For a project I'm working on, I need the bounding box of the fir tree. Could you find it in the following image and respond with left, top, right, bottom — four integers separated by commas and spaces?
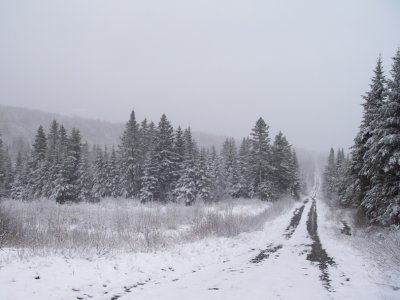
271, 132, 293, 196
195, 149, 211, 202
362, 50, 400, 225
0, 132, 6, 198
77, 142, 95, 202
249, 118, 273, 200
340, 57, 386, 207
152, 114, 179, 202
139, 154, 158, 203
323, 148, 336, 199
119, 110, 142, 198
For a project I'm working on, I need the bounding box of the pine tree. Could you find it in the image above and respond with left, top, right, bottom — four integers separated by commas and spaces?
174, 126, 185, 172
29, 126, 48, 198
11, 151, 28, 199
77, 142, 95, 202
323, 148, 336, 199
139, 154, 158, 203
249, 118, 273, 200
108, 146, 121, 198
152, 114, 179, 202
53, 125, 73, 203
221, 137, 239, 198
92, 146, 107, 199
289, 149, 301, 199
234, 138, 252, 198
340, 57, 386, 207
43, 120, 60, 198
119, 110, 142, 198
195, 149, 211, 202
362, 50, 400, 225
207, 146, 226, 201
0, 132, 6, 199
173, 164, 197, 205
271, 132, 293, 196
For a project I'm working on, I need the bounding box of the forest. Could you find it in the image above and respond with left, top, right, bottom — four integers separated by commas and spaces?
0, 114, 301, 205
323, 50, 400, 227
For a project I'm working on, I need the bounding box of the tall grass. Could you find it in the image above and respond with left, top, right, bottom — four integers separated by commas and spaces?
0, 197, 293, 259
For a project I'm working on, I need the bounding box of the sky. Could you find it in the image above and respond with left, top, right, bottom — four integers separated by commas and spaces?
0, 0, 399, 152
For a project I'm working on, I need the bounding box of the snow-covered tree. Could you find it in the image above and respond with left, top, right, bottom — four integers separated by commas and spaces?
361, 50, 400, 225
233, 138, 252, 198
339, 57, 386, 207
271, 132, 293, 196
249, 118, 273, 200
76, 142, 95, 202
152, 114, 179, 202
119, 110, 142, 198
323, 148, 336, 199
195, 149, 211, 202
221, 137, 239, 197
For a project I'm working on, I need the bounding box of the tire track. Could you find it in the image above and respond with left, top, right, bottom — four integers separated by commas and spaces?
306, 198, 336, 291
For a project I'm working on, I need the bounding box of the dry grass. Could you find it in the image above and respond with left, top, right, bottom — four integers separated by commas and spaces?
0, 197, 294, 259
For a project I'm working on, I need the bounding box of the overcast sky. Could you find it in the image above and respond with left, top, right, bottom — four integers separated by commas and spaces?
0, 0, 399, 152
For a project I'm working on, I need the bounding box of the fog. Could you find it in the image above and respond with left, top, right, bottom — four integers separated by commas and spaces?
0, 0, 399, 152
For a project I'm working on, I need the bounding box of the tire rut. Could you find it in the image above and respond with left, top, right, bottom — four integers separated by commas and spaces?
284, 204, 306, 239
306, 198, 336, 291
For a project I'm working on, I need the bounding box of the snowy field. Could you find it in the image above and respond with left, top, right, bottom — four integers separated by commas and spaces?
1, 193, 399, 300
0, 197, 283, 259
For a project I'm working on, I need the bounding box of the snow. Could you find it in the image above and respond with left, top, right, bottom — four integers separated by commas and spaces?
0, 194, 399, 299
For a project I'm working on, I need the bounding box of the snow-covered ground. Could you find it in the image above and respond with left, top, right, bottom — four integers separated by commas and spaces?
0, 188, 399, 299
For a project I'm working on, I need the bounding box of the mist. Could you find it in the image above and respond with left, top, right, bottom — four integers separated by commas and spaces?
0, 0, 399, 152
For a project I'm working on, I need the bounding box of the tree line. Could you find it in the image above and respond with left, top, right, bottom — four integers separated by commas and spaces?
323, 49, 400, 226
0, 113, 301, 204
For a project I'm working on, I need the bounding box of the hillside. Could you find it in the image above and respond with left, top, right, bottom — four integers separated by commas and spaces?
0, 105, 227, 155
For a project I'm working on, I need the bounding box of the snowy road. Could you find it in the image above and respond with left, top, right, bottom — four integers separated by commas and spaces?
1, 181, 399, 300
104, 182, 399, 300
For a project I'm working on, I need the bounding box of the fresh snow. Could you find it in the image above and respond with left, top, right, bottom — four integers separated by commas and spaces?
0, 190, 399, 299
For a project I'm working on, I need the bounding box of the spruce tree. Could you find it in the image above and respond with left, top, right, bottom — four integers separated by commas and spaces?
139, 154, 158, 203
11, 151, 28, 199
77, 142, 95, 202
195, 149, 211, 202
207, 146, 225, 201
362, 50, 400, 225
0, 132, 6, 199
152, 114, 178, 201
119, 110, 142, 198
340, 57, 386, 207
249, 118, 273, 200
271, 132, 293, 196
221, 137, 239, 198
234, 137, 252, 198
323, 148, 336, 199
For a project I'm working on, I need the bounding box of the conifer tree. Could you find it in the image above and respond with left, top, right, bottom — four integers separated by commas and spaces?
340, 57, 386, 207
323, 148, 336, 199
139, 154, 158, 203
108, 146, 121, 198
77, 142, 95, 202
234, 138, 252, 198
249, 118, 273, 200
221, 137, 239, 197
271, 132, 293, 196
152, 114, 179, 201
43, 120, 60, 198
195, 149, 211, 202
207, 146, 225, 201
11, 151, 28, 199
362, 50, 400, 225
0, 132, 6, 199
119, 110, 142, 198
289, 149, 301, 199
